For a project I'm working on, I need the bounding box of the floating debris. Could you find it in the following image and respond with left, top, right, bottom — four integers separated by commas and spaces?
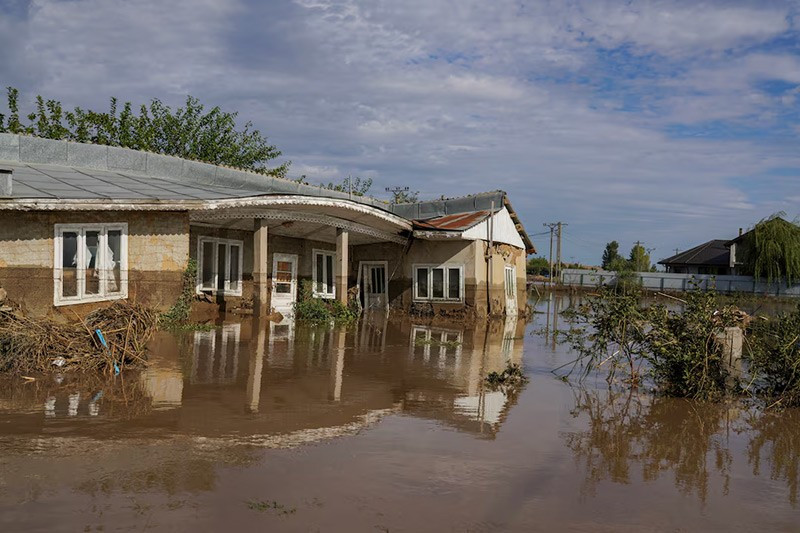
0, 301, 157, 374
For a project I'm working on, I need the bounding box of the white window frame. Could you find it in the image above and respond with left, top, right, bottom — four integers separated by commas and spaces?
53, 223, 129, 306
412, 264, 464, 303
196, 237, 244, 296
312, 249, 336, 299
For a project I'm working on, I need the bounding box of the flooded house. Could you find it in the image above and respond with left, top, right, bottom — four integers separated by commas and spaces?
0, 133, 534, 319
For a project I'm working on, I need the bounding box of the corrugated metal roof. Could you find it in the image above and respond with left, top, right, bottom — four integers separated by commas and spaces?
3, 162, 265, 201
0, 134, 535, 252
413, 210, 490, 231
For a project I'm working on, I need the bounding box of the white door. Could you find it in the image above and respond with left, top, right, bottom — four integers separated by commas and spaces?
362, 263, 387, 310
504, 265, 518, 316
272, 253, 298, 316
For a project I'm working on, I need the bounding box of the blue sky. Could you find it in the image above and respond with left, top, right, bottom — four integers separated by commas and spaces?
2, 0, 800, 264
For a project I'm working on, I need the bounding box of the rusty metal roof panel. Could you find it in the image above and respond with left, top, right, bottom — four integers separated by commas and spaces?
413, 210, 490, 231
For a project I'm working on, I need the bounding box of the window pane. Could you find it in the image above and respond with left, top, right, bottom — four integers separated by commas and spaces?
216, 244, 226, 291
106, 230, 122, 294
85, 230, 100, 295
275, 283, 291, 294
229, 246, 240, 291
416, 268, 428, 298
62, 231, 78, 298
277, 261, 292, 272
326, 254, 334, 294
201, 241, 215, 289
432, 268, 444, 298
316, 253, 324, 293
448, 268, 461, 300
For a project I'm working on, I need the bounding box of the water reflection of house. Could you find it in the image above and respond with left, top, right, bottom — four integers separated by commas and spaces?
0, 316, 526, 443
403, 318, 524, 437
191, 324, 241, 384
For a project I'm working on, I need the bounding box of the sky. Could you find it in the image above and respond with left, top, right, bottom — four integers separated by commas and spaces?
2, 0, 800, 265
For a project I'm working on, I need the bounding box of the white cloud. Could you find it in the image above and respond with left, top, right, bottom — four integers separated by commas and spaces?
3, 0, 800, 263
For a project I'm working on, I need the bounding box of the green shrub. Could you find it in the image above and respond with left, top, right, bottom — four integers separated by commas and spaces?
746, 304, 800, 407
644, 291, 739, 400
159, 259, 208, 330
293, 280, 359, 324
562, 287, 740, 399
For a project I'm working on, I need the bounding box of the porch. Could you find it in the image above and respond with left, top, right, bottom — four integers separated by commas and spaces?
188, 195, 412, 315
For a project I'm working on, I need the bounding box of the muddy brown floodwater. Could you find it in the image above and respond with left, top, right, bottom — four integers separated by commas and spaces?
1, 294, 800, 532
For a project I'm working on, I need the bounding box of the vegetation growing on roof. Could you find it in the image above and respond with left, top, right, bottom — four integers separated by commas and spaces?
0, 87, 289, 178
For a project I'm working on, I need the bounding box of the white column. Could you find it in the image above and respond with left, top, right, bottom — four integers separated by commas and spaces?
336, 229, 349, 306
253, 219, 269, 315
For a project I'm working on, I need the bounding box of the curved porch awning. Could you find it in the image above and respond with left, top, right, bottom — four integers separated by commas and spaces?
190, 195, 412, 245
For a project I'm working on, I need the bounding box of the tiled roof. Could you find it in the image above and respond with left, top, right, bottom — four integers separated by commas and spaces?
658, 239, 730, 266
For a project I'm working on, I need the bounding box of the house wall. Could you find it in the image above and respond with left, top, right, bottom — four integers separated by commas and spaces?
0, 210, 189, 318
351, 239, 527, 317
188, 225, 336, 310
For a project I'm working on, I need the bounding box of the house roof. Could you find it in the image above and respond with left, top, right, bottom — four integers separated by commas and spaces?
412, 210, 490, 231
658, 239, 730, 267
0, 133, 534, 251
725, 217, 797, 246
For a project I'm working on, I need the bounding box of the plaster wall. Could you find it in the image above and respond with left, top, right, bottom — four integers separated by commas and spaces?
0, 210, 189, 318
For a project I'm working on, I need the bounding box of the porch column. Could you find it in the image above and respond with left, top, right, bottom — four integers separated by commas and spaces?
245, 316, 266, 413
336, 228, 349, 306
253, 219, 269, 315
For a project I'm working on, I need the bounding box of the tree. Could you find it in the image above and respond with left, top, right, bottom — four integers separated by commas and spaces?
323, 176, 373, 196
526, 256, 550, 276
739, 214, 800, 284
607, 257, 631, 272
601, 241, 622, 269
0, 87, 289, 178
628, 243, 651, 272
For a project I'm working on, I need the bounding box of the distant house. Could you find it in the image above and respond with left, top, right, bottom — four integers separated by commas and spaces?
658, 239, 732, 275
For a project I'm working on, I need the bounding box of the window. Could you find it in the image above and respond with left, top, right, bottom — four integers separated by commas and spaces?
196, 237, 243, 295
54, 223, 128, 306
313, 249, 336, 299
413, 264, 463, 302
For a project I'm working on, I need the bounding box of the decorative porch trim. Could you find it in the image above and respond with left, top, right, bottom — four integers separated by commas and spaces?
191, 209, 408, 245
198, 196, 412, 230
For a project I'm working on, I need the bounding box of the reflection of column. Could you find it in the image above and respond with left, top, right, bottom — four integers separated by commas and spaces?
246, 317, 267, 413
329, 327, 346, 401
551, 294, 559, 350
68, 392, 80, 417
336, 229, 349, 306
253, 219, 269, 315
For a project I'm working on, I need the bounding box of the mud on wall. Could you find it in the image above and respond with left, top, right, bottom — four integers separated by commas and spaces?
189, 225, 336, 309
0, 210, 189, 318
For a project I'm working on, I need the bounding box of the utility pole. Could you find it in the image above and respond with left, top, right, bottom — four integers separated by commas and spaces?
543, 222, 567, 285
556, 222, 563, 282
385, 186, 409, 204
543, 223, 557, 286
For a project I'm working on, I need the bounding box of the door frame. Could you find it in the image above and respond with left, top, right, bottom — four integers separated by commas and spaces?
272, 253, 299, 314
357, 260, 389, 311
504, 265, 518, 316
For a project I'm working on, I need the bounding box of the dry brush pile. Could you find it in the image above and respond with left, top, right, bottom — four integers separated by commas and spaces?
0, 301, 157, 374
